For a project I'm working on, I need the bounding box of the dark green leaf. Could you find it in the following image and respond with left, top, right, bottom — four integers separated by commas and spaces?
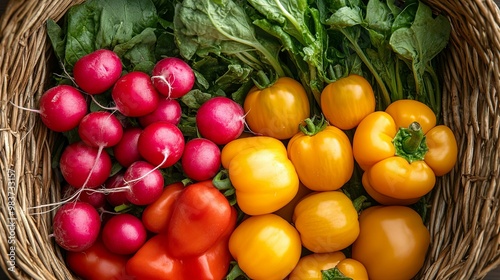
46, 19, 66, 63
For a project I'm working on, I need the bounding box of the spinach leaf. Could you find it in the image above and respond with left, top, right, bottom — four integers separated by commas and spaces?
389, 2, 451, 116
247, 0, 326, 104
64, 0, 100, 68
173, 0, 285, 78
113, 27, 157, 73
95, 0, 157, 49
49, 0, 159, 72
46, 19, 66, 63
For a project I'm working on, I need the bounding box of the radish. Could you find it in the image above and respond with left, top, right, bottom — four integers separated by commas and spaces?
101, 213, 147, 255
111, 71, 160, 117
138, 97, 182, 127
181, 138, 221, 181
51, 201, 101, 252
78, 111, 123, 148
18, 85, 87, 132
151, 57, 195, 99
137, 121, 185, 169
112, 127, 143, 168
59, 141, 112, 189
123, 161, 164, 205
62, 184, 106, 209
73, 49, 123, 95
196, 96, 245, 145
104, 172, 130, 207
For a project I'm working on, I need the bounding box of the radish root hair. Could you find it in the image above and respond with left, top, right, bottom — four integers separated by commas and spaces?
151, 75, 173, 98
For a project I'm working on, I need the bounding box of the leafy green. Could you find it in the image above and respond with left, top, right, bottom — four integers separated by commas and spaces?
173, 0, 286, 78
47, 0, 160, 73
389, 2, 451, 117
247, 0, 326, 104
321, 0, 450, 115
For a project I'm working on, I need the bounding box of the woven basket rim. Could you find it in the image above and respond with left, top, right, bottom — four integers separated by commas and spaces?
1, 0, 500, 279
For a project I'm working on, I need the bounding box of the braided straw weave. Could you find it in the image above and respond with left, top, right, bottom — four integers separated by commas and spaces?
1, 0, 499, 279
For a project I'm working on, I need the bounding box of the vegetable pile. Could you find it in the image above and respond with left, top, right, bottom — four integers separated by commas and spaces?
26, 0, 458, 279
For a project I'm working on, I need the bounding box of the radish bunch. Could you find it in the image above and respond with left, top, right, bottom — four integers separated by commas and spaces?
30, 48, 247, 256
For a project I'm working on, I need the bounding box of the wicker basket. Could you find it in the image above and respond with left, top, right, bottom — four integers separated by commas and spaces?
1, 0, 499, 279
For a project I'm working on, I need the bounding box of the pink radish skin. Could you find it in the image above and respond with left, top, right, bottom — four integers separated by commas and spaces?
62, 185, 107, 209
182, 138, 221, 181
101, 213, 147, 255
112, 127, 143, 168
123, 161, 164, 205
196, 96, 245, 145
138, 122, 185, 168
78, 111, 124, 148
138, 97, 182, 127
38, 85, 88, 132
151, 57, 195, 99
52, 201, 101, 252
59, 141, 112, 189
104, 172, 130, 207
73, 49, 123, 95
111, 71, 160, 117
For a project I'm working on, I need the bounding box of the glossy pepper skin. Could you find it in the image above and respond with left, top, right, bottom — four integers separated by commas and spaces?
244, 77, 310, 140
166, 180, 234, 258
126, 181, 237, 280
287, 117, 354, 191
351, 205, 430, 280
293, 191, 359, 253
353, 99, 458, 200
66, 239, 133, 280
221, 136, 299, 215
229, 214, 302, 280
320, 74, 376, 130
289, 252, 346, 280
141, 182, 184, 233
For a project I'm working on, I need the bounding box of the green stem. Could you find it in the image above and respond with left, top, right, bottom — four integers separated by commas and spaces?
341, 29, 391, 108
402, 122, 425, 154
299, 115, 328, 136
393, 121, 429, 163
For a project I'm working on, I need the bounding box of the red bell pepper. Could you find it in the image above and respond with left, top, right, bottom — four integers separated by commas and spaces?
126, 181, 237, 280
66, 239, 133, 280
141, 182, 184, 233
166, 180, 234, 258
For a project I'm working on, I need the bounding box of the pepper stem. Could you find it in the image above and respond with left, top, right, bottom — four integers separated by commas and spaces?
299, 115, 328, 136
393, 121, 429, 163
403, 122, 424, 154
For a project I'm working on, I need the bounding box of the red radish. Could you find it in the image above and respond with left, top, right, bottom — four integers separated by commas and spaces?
111, 71, 160, 117
123, 161, 164, 205
151, 57, 195, 99
73, 49, 123, 95
101, 213, 147, 255
138, 97, 182, 127
52, 201, 101, 252
104, 172, 130, 207
112, 127, 143, 168
182, 138, 221, 181
78, 111, 123, 148
137, 122, 185, 168
62, 184, 107, 209
59, 141, 112, 189
36, 85, 87, 132
196, 96, 245, 145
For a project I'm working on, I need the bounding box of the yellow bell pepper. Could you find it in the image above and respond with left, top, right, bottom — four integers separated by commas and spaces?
293, 191, 360, 253
353, 99, 458, 200
287, 116, 354, 191
228, 214, 302, 280
221, 136, 299, 215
